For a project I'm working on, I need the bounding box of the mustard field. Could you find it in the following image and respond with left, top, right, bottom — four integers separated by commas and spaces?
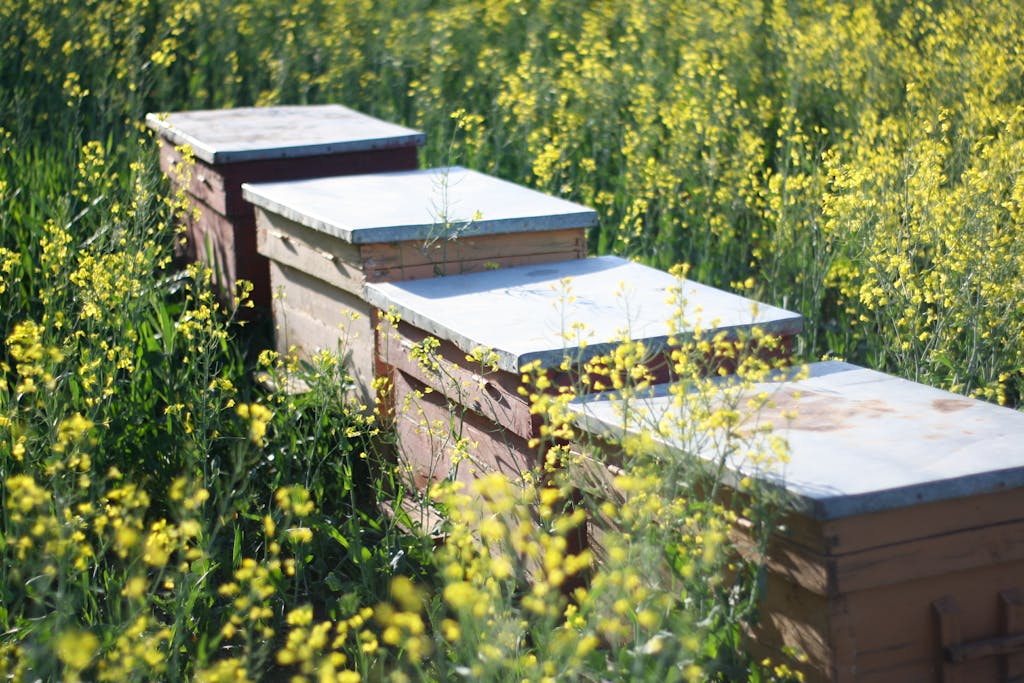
2, 1, 1022, 680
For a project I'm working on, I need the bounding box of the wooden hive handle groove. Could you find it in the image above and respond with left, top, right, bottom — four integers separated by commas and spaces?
932, 589, 1024, 681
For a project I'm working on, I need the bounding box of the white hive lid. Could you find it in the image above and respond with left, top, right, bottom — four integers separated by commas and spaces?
365, 255, 803, 373
144, 104, 425, 164
569, 361, 1024, 519
241, 166, 599, 244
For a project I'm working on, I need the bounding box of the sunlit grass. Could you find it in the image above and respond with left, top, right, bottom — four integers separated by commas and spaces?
3, 0, 1023, 679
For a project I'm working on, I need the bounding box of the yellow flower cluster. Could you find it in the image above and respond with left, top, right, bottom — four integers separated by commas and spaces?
8, 0, 1023, 679
425, 473, 596, 680
274, 604, 366, 682
236, 402, 273, 447
5, 320, 63, 398
824, 99, 1024, 402
0, 129, 294, 680
380, 253, 806, 678
0, 246, 17, 296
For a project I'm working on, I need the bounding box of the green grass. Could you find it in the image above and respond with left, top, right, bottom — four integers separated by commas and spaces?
2, 0, 1023, 680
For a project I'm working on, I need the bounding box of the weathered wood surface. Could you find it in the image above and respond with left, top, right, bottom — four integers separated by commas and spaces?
259, 220, 587, 402
268, 261, 376, 401
177, 195, 270, 308
836, 564, 1020, 682
830, 517, 1024, 595
257, 210, 368, 295
1001, 589, 1024, 680
392, 369, 535, 491
777, 485, 1024, 557
359, 228, 586, 281
738, 512, 1024, 600
748, 570, 834, 677
376, 257, 801, 504
379, 319, 534, 440
743, 521, 1024, 682
256, 208, 587, 295
151, 105, 422, 311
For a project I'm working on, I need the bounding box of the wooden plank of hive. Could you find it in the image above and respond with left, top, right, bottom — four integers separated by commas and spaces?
257, 210, 367, 295
392, 369, 534, 491
359, 227, 587, 280
379, 319, 535, 440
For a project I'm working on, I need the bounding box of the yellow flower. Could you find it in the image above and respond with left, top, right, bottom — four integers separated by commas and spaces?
441, 618, 461, 642
443, 581, 478, 610
122, 575, 147, 599
55, 629, 98, 670
286, 527, 313, 544
286, 605, 313, 626
390, 575, 422, 613
236, 402, 272, 446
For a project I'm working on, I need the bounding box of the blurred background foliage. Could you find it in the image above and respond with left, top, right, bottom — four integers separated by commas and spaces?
4, 0, 1024, 401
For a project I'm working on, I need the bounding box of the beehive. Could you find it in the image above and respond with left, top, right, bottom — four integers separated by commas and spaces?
145, 104, 425, 307
241, 166, 596, 400
569, 361, 1024, 682
365, 255, 803, 492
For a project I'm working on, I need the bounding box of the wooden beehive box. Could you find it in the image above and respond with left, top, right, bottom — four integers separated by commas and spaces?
364, 255, 803, 492
241, 166, 597, 400
569, 361, 1024, 682
145, 104, 425, 308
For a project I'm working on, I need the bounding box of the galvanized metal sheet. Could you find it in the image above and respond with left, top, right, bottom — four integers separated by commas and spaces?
242, 166, 599, 244
144, 104, 424, 164
570, 361, 1024, 519
366, 255, 803, 372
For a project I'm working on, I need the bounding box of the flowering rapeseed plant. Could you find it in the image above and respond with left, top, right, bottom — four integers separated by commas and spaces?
384, 267, 804, 680
4, 0, 1023, 680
